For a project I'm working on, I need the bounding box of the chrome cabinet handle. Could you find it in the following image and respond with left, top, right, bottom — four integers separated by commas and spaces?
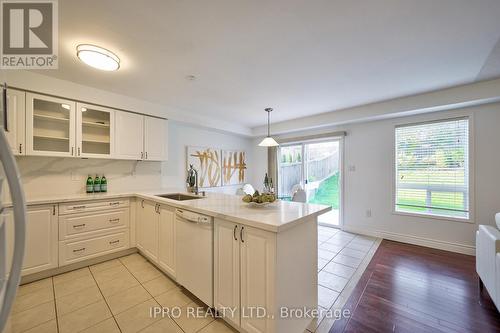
233, 225, 238, 241
109, 202, 120, 206
141, 152, 144, 159
145, 151, 148, 159
19, 144, 22, 154
78, 147, 80, 156
109, 240, 120, 245
109, 218, 120, 223
71, 147, 74, 156
73, 205, 86, 209
73, 247, 85, 253
73, 223, 86, 228
240, 226, 244, 243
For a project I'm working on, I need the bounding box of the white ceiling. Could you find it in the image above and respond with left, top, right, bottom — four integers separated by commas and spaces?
36, 0, 500, 129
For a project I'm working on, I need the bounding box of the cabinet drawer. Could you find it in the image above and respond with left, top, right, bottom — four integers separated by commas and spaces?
59, 230, 129, 265
59, 199, 129, 215
59, 208, 129, 240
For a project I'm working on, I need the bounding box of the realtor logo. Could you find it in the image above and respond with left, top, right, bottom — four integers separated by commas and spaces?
1, 0, 58, 69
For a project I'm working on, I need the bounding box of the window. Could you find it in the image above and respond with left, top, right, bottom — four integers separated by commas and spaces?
395, 117, 470, 220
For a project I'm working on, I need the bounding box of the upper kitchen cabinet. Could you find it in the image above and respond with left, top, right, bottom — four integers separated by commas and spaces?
4, 89, 26, 155
144, 116, 168, 161
76, 103, 115, 158
26, 93, 76, 157
114, 111, 144, 160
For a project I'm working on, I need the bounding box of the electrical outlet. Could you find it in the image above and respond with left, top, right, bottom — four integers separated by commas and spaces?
70, 172, 82, 181
366, 209, 372, 218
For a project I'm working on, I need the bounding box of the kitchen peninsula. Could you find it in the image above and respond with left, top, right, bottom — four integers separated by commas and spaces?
5, 191, 330, 333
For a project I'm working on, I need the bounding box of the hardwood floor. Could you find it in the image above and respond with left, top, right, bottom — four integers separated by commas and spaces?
330, 240, 500, 333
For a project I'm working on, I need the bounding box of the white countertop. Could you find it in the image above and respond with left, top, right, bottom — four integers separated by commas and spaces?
10, 189, 331, 233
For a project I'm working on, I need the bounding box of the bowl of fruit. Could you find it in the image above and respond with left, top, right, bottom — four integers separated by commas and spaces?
242, 191, 277, 207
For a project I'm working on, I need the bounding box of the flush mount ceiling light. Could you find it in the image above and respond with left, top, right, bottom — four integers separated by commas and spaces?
258, 108, 279, 147
76, 44, 120, 71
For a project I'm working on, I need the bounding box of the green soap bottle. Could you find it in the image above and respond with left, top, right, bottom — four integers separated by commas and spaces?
100, 175, 107, 192
86, 175, 94, 193
93, 174, 101, 192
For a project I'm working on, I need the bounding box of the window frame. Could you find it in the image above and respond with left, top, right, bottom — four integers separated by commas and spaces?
392, 115, 475, 224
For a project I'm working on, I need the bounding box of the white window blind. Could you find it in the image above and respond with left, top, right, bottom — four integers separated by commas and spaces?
395, 118, 469, 219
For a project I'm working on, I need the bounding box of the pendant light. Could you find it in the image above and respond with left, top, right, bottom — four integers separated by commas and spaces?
258, 108, 279, 147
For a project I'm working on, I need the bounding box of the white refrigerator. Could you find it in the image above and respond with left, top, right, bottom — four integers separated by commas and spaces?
0, 83, 27, 332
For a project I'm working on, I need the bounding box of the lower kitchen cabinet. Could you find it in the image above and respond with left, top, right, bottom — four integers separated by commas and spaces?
137, 200, 176, 278
214, 218, 276, 333
158, 205, 176, 277
4, 204, 58, 276
137, 200, 159, 261
59, 230, 129, 265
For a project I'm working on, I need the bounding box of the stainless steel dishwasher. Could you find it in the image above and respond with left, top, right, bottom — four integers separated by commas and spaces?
175, 209, 213, 307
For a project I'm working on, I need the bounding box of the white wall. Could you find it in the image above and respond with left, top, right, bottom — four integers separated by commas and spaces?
266, 103, 500, 254
162, 120, 255, 194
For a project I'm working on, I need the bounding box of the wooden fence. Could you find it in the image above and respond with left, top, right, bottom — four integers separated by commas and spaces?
278, 153, 338, 198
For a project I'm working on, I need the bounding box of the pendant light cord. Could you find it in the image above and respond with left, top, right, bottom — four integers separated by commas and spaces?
267, 110, 270, 137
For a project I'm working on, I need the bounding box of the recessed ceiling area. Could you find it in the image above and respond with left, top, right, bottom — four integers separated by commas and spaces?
36, 0, 500, 129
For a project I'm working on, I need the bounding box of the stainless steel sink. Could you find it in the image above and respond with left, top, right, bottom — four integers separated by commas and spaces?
155, 193, 203, 201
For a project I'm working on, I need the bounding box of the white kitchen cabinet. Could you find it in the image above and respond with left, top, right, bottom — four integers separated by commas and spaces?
240, 225, 276, 333
137, 200, 176, 278
59, 230, 129, 266
158, 204, 176, 277
5, 89, 26, 155
137, 200, 159, 261
4, 205, 58, 276
76, 103, 115, 158
26, 93, 76, 157
214, 219, 241, 327
114, 111, 144, 160
214, 219, 276, 333
144, 116, 168, 161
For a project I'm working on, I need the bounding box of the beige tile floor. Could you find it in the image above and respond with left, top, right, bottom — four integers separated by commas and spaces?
3, 227, 377, 333
311, 226, 379, 333
2, 254, 236, 333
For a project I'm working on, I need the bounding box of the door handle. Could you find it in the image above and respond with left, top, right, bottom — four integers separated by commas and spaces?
3, 83, 8, 132
19, 144, 22, 154
71, 146, 74, 156
240, 226, 244, 243
141, 200, 144, 208
233, 225, 238, 241
145, 151, 148, 159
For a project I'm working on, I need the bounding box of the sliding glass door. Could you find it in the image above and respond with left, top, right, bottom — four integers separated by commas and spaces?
278, 139, 342, 227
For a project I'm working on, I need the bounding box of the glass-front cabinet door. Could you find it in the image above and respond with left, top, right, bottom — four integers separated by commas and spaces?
76, 103, 114, 158
26, 93, 76, 157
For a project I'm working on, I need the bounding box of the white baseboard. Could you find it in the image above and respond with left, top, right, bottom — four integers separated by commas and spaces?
342, 225, 475, 256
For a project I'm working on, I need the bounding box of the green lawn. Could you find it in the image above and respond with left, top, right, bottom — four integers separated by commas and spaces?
308, 173, 339, 209
396, 168, 468, 218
